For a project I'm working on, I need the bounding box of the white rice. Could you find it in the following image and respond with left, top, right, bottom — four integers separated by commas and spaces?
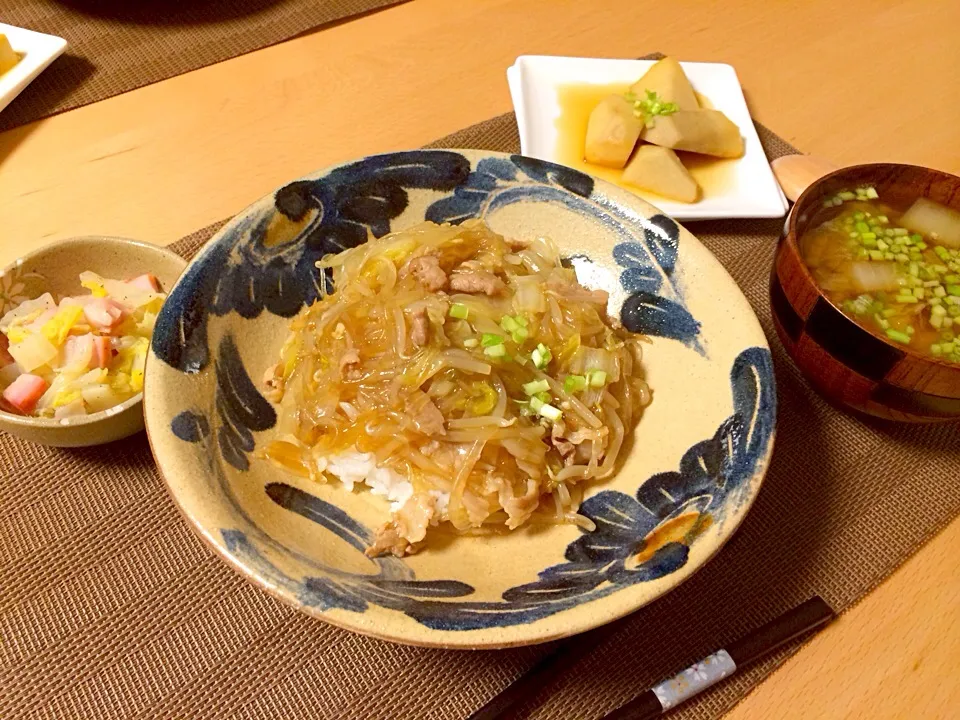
320, 448, 449, 516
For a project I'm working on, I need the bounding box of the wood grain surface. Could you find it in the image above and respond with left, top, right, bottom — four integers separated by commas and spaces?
1, 1, 958, 717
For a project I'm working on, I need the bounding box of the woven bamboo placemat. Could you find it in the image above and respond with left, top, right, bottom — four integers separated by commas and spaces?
0, 0, 407, 132
2, 116, 959, 719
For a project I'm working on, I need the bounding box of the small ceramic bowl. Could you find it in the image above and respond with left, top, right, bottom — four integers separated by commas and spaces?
771, 163, 960, 422
0, 236, 187, 446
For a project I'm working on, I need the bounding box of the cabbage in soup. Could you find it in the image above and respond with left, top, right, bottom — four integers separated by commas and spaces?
799, 187, 960, 363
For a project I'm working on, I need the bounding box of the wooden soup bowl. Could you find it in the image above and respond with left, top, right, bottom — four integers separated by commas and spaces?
771, 163, 960, 422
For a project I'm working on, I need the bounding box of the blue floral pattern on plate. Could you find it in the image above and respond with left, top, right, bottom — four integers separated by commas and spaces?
151, 150, 775, 635
209, 345, 772, 630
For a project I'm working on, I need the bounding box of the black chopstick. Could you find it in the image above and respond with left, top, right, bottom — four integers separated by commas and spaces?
467, 596, 835, 720
602, 596, 836, 720
466, 639, 582, 720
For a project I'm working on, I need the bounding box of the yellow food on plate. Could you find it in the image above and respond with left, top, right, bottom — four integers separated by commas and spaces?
640, 109, 745, 158
584, 94, 642, 168
262, 219, 652, 557
623, 145, 700, 203
574, 56, 746, 203
628, 56, 699, 112
0, 34, 19, 76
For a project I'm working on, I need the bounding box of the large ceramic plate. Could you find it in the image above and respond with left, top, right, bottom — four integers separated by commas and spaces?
145, 150, 776, 648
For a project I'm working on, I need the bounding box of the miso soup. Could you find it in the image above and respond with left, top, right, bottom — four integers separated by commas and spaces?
799, 187, 960, 363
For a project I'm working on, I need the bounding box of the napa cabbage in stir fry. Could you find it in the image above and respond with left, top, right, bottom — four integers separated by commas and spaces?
262, 220, 651, 556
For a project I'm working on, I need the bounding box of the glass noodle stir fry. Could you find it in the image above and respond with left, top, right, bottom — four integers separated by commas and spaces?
801, 188, 960, 363
262, 220, 652, 557
0, 273, 165, 417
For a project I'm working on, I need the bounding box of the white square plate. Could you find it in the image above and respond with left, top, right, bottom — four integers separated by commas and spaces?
507, 55, 787, 221
0, 23, 68, 116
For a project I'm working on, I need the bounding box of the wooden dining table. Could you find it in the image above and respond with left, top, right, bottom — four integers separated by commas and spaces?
0, 1, 957, 717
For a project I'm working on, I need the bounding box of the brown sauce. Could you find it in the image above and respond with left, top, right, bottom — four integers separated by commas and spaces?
554, 83, 737, 203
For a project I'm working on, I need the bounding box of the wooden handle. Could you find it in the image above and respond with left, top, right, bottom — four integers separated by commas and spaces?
771, 155, 840, 202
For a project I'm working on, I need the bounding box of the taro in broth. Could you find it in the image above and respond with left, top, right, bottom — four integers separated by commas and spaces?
799, 187, 960, 363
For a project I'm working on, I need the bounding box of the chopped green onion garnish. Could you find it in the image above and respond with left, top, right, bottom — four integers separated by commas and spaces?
449, 303, 469, 320
865, 186, 879, 199
948, 285, 960, 297
885, 328, 912, 344
481, 333, 504, 347
463, 338, 479, 348
515, 315, 528, 328
511, 327, 529, 344
483, 344, 507, 358
539, 403, 563, 422
564, 374, 587, 393
523, 379, 550, 396
529, 396, 545, 412
587, 370, 608, 388
500, 315, 519, 332
628, 89, 680, 127
531, 343, 552, 369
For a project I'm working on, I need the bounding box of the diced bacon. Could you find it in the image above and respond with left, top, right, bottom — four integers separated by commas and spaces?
64, 334, 95, 369
83, 298, 126, 333
128, 274, 162, 292
92, 336, 113, 369
0, 333, 13, 367
2, 373, 48, 414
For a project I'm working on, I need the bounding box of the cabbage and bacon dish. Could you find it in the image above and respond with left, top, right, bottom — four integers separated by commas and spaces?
262, 219, 652, 557
0, 273, 165, 418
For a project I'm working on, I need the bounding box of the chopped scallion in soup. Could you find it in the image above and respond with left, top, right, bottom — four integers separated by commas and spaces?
800, 188, 960, 363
